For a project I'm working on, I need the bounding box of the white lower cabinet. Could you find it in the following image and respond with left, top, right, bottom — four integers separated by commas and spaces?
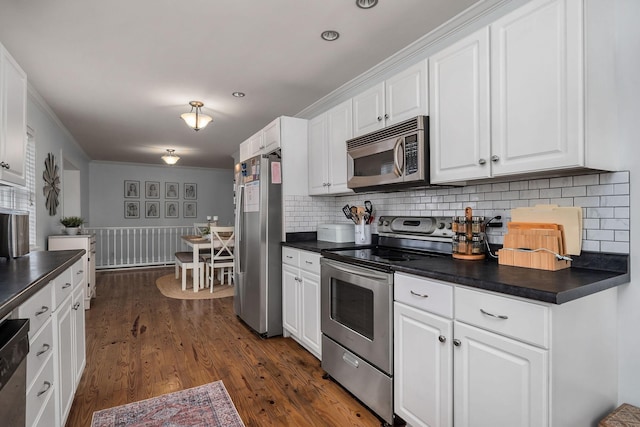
394, 273, 618, 427
282, 247, 321, 359
18, 259, 86, 427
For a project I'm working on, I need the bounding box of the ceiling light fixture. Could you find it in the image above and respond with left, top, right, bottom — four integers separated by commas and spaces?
321, 30, 340, 41
232, 91, 246, 98
356, 0, 378, 9
161, 149, 180, 165
180, 101, 212, 131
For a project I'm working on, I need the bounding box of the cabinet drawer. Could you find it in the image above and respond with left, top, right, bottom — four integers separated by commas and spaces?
455, 287, 549, 348
394, 273, 453, 318
72, 258, 85, 286
18, 283, 53, 339
26, 317, 54, 390
299, 251, 321, 275
282, 247, 299, 267
53, 267, 73, 308
26, 354, 55, 427
31, 387, 55, 427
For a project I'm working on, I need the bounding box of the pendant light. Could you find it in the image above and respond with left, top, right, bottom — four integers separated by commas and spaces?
180, 101, 213, 131
161, 149, 180, 165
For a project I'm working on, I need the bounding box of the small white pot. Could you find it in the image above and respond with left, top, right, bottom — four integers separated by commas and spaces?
65, 227, 79, 235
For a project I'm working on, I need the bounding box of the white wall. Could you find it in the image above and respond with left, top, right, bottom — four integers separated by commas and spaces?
27, 89, 91, 249
615, 0, 640, 406
88, 161, 234, 227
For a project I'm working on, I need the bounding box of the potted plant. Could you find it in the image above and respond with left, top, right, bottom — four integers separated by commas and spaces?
60, 216, 84, 235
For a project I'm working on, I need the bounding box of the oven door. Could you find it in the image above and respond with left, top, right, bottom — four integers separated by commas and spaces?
320, 258, 393, 374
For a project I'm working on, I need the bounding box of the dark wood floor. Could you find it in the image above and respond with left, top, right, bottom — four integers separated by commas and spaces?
66, 267, 381, 426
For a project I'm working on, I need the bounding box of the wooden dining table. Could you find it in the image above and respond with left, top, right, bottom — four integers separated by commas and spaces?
180, 234, 234, 292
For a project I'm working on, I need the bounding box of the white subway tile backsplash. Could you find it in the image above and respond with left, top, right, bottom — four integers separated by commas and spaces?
285, 171, 630, 254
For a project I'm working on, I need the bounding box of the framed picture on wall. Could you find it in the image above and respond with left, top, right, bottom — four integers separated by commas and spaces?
145, 181, 160, 199
184, 202, 197, 218
124, 201, 140, 218
184, 183, 197, 200
165, 182, 179, 199
124, 180, 140, 198
145, 201, 160, 218
165, 201, 178, 218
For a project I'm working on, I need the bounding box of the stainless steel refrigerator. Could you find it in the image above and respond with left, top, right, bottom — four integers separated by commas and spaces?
234, 150, 283, 337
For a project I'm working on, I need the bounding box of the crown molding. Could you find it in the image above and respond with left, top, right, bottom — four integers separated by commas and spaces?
296, 0, 518, 119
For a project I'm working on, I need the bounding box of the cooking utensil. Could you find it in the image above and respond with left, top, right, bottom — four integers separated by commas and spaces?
350, 206, 360, 224
342, 205, 357, 224
364, 200, 374, 224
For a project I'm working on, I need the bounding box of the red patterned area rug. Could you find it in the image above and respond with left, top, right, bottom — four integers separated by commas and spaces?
91, 381, 245, 427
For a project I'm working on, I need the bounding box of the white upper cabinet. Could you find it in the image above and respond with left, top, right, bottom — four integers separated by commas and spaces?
262, 117, 281, 153
0, 44, 27, 187
308, 99, 353, 196
430, 0, 618, 184
490, 0, 582, 177
430, 28, 491, 184
353, 60, 428, 137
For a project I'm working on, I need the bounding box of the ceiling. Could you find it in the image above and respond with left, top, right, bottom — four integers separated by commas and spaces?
0, 0, 481, 169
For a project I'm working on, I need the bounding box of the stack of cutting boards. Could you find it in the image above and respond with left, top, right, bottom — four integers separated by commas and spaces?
498, 205, 582, 271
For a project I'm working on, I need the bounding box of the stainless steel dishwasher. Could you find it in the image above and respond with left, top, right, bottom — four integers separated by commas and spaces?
0, 318, 30, 426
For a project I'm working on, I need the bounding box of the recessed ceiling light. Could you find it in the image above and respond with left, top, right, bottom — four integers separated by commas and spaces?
232, 92, 246, 98
356, 0, 378, 9
321, 30, 340, 41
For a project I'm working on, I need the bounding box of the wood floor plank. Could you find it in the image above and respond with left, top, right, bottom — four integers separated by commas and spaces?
65, 267, 382, 427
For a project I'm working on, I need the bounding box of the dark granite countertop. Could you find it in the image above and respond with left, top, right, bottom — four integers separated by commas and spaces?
282, 239, 629, 304
0, 250, 85, 319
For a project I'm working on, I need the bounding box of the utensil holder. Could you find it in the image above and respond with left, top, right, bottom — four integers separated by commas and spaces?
354, 222, 371, 245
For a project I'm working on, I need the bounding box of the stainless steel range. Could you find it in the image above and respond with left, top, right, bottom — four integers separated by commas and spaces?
320, 216, 454, 425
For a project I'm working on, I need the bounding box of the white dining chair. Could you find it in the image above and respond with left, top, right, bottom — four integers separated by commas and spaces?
206, 226, 235, 292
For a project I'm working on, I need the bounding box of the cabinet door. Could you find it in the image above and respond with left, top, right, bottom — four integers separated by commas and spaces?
429, 28, 491, 183
353, 82, 385, 137
246, 131, 263, 159
72, 285, 86, 387
307, 113, 329, 195
394, 302, 452, 427
491, 0, 582, 176
326, 99, 353, 194
282, 264, 300, 336
300, 271, 321, 358
54, 295, 74, 426
262, 117, 280, 153
385, 60, 428, 127
453, 321, 548, 427
0, 46, 27, 186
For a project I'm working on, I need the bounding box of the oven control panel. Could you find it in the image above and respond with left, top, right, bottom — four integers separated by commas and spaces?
378, 216, 454, 240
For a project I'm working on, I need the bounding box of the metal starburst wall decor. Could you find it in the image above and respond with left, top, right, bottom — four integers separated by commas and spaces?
43, 153, 60, 216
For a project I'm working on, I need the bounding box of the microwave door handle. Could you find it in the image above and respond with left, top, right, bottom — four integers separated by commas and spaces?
393, 137, 404, 177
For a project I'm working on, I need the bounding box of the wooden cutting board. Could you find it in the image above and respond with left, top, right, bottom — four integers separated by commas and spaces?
511, 205, 582, 255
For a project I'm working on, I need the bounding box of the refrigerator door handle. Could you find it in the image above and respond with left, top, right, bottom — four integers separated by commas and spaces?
237, 185, 245, 273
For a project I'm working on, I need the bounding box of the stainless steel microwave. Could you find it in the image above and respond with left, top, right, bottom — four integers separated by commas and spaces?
347, 116, 429, 192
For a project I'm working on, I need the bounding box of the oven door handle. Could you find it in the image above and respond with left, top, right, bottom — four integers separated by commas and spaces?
327, 262, 390, 282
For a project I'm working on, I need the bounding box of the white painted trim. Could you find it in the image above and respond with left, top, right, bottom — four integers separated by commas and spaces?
296, 0, 530, 119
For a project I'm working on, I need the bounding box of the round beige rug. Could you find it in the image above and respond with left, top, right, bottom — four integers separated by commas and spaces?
156, 274, 235, 300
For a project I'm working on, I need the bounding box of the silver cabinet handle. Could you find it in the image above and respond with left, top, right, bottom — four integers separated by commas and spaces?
36, 343, 51, 356
410, 290, 429, 298
453, 339, 461, 347
384, 113, 389, 119
491, 155, 500, 162
377, 116, 383, 122
37, 381, 52, 397
62, 282, 72, 289
77, 270, 84, 274
326, 182, 331, 187
305, 261, 313, 265
285, 255, 293, 259
438, 335, 446, 343
35, 306, 49, 316
478, 158, 487, 165
480, 308, 508, 320
73, 302, 81, 310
